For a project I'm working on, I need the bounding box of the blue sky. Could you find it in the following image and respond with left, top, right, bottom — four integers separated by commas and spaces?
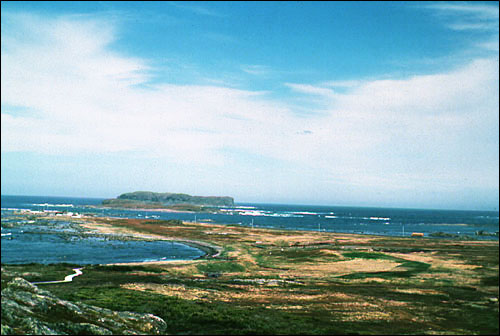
1, 1, 498, 210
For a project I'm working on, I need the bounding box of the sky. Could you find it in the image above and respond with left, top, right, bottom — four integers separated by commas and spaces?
1, 1, 499, 210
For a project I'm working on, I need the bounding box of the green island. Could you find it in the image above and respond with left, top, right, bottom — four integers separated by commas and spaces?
101, 191, 234, 212
1, 213, 499, 335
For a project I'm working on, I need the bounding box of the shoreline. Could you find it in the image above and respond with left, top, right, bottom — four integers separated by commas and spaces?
3, 205, 498, 241
89, 205, 193, 213
78, 220, 222, 265
1, 216, 498, 265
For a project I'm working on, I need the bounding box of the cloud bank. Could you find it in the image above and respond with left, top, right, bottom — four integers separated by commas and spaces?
1, 10, 498, 208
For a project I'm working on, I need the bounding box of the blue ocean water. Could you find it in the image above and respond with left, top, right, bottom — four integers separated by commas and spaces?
1, 195, 207, 265
2, 195, 498, 264
1, 227, 204, 265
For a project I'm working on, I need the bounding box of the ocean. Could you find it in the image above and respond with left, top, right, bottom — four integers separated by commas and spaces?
1, 195, 498, 265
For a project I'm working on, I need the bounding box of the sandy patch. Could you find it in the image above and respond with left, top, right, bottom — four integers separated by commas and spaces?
109, 259, 205, 266
319, 249, 343, 257
80, 222, 163, 239
122, 283, 214, 301
290, 258, 401, 276
392, 288, 443, 296
389, 252, 480, 271
122, 281, 358, 306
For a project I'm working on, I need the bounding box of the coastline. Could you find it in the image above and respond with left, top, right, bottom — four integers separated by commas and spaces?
78, 219, 222, 264
3, 212, 498, 335
91, 205, 194, 213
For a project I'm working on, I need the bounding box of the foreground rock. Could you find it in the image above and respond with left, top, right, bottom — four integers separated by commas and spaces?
1, 278, 167, 335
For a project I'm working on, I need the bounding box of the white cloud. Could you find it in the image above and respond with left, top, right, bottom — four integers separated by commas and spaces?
477, 37, 499, 51
241, 65, 271, 76
169, 2, 225, 17
448, 22, 498, 31
426, 2, 499, 21
285, 83, 337, 98
425, 2, 499, 41
338, 58, 498, 115
1, 11, 498, 203
284, 58, 499, 190
321, 80, 364, 88
1, 13, 301, 166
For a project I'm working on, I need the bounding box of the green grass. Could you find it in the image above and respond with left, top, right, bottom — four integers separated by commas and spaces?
1, 263, 81, 283
196, 261, 245, 274
91, 264, 164, 273
46, 286, 327, 334
342, 251, 397, 260
481, 275, 499, 286
46, 285, 439, 335
3, 250, 498, 335
252, 247, 342, 270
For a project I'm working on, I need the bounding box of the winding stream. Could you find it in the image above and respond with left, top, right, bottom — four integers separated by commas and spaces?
32, 268, 83, 285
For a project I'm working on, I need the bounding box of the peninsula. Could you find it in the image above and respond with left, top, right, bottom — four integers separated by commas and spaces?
101, 191, 234, 212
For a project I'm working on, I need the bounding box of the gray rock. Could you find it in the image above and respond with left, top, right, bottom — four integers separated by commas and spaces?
1, 277, 167, 335
6, 277, 41, 293
62, 322, 113, 335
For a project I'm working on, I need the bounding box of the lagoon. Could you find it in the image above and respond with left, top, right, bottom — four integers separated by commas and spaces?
0, 216, 205, 265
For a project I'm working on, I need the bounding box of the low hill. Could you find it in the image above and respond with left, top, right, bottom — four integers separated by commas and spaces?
102, 191, 234, 209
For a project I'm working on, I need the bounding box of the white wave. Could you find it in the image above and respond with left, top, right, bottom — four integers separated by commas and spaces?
1, 233, 12, 236
238, 210, 303, 218
325, 215, 338, 219
220, 206, 257, 212
269, 213, 303, 218
290, 211, 319, 215
239, 210, 271, 216
32, 203, 74, 207
335, 215, 391, 221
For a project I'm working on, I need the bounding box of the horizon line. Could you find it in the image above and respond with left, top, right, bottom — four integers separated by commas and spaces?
1, 193, 498, 213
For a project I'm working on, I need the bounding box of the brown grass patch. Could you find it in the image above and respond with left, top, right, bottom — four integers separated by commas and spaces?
290, 259, 401, 277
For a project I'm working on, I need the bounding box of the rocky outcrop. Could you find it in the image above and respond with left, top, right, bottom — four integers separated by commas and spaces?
103, 191, 234, 208
1, 278, 167, 335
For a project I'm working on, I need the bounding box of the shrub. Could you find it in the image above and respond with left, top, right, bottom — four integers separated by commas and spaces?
197, 262, 245, 274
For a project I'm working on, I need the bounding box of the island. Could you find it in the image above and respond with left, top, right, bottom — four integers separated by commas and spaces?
101, 191, 234, 212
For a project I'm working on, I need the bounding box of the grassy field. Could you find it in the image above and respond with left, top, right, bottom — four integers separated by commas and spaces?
2, 216, 498, 334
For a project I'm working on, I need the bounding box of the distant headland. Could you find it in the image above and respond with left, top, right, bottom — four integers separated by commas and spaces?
102, 191, 234, 211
